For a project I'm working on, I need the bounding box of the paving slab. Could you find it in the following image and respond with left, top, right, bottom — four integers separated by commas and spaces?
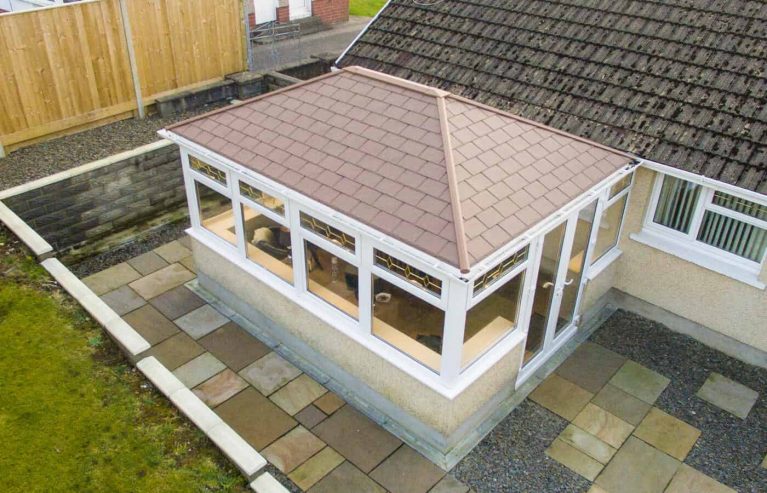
594, 437, 679, 493
179, 255, 197, 273
308, 461, 386, 493
262, 426, 326, 474
178, 235, 192, 249
370, 445, 445, 493
128, 251, 169, 275
288, 446, 344, 490
555, 342, 626, 393
129, 263, 195, 300
633, 408, 700, 460
558, 424, 617, 464
149, 284, 206, 320
313, 392, 344, 415
239, 352, 302, 396
83, 262, 141, 295
586, 485, 610, 493
199, 321, 271, 371
591, 383, 651, 426
145, 332, 205, 370
215, 387, 297, 450
295, 405, 328, 430
313, 404, 402, 473
664, 464, 736, 493
429, 475, 469, 493
270, 374, 328, 416
608, 361, 669, 404
173, 352, 227, 388
529, 373, 594, 421
175, 304, 229, 339
696, 372, 759, 419
545, 438, 603, 481
572, 403, 633, 449
154, 240, 191, 263
100, 285, 146, 316
123, 304, 179, 345
193, 369, 248, 407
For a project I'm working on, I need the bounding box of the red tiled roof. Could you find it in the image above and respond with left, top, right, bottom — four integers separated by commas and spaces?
168, 67, 633, 271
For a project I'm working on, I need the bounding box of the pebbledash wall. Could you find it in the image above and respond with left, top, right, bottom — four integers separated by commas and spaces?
581, 167, 767, 362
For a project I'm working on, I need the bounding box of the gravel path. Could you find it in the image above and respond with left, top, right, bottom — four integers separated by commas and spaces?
0, 103, 227, 190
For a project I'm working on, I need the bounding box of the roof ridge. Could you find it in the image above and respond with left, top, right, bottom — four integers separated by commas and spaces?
436, 96, 471, 274
343, 65, 450, 99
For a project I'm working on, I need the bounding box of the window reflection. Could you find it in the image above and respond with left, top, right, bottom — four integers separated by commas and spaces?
196, 181, 236, 246
242, 204, 293, 283
305, 240, 359, 318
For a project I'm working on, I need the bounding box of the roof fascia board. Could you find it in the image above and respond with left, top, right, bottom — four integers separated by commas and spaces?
334, 0, 392, 67
436, 96, 471, 274
344, 65, 449, 98
639, 158, 767, 203
159, 129, 466, 280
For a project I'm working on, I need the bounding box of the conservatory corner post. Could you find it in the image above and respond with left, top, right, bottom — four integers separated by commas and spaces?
440, 277, 471, 384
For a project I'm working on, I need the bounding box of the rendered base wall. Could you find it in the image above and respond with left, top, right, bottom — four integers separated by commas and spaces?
191, 237, 524, 468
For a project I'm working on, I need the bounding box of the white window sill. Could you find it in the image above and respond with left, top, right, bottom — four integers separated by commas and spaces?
587, 248, 623, 281
630, 229, 766, 290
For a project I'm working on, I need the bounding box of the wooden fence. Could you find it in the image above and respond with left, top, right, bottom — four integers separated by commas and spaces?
0, 0, 245, 154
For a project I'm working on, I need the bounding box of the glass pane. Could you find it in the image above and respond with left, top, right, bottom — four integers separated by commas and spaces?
653, 176, 701, 233
555, 201, 598, 335
609, 174, 632, 198
240, 181, 285, 216
697, 211, 767, 262
712, 191, 767, 221
592, 195, 628, 264
190, 156, 226, 185
371, 275, 445, 372
473, 246, 528, 295
524, 221, 567, 365
300, 212, 356, 252
242, 204, 293, 283
196, 181, 236, 246
464, 271, 525, 368
373, 250, 442, 296
305, 240, 359, 318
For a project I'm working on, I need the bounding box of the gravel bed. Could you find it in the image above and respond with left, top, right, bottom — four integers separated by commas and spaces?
0, 103, 227, 190
452, 400, 589, 493
68, 219, 190, 278
591, 310, 767, 493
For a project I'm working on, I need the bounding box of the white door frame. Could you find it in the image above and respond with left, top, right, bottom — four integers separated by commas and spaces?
288, 0, 311, 19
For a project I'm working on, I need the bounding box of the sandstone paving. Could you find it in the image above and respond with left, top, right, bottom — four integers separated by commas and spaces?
545, 438, 603, 481
572, 403, 633, 449
370, 445, 445, 493
128, 251, 168, 275
295, 405, 328, 430
149, 284, 206, 320
555, 342, 626, 393
215, 387, 296, 450
429, 475, 469, 493
83, 262, 141, 295
123, 304, 179, 345
608, 361, 669, 404
633, 407, 700, 460
664, 464, 736, 493
154, 240, 191, 263
529, 373, 593, 421
175, 304, 229, 339
308, 461, 386, 493
594, 437, 679, 493
262, 426, 326, 473
270, 374, 328, 416
193, 369, 248, 407
696, 372, 759, 419
129, 263, 195, 299
239, 352, 302, 395
557, 424, 617, 464
313, 392, 344, 415
173, 352, 227, 388
288, 446, 344, 490
199, 322, 271, 371
591, 383, 651, 426
101, 285, 146, 316
145, 331, 205, 370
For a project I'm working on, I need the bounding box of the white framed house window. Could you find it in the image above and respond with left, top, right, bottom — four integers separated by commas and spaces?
591, 174, 632, 266
635, 174, 767, 288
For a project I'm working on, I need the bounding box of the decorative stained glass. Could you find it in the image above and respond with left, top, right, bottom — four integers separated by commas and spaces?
189, 156, 226, 184
473, 246, 528, 294
374, 249, 442, 296
239, 181, 285, 215
300, 212, 356, 252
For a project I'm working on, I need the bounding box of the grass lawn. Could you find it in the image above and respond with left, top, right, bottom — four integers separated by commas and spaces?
0, 227, 248, 493
350, 0, 387, 17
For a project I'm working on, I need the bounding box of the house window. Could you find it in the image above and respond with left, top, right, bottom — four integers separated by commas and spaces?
195, 181, 236, 246
241, 203, 293, 284
240, 182, 285, 216
190, 156, 227, 185
300, 212, 356, 252
305, 240, 359, 319
371, 274, 445, 372
373, 250, 442, 297
652, 175, 767, 264
591, 175, 632, 265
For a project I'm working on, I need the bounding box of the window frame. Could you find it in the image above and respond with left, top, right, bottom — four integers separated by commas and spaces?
637, 173, 767, 288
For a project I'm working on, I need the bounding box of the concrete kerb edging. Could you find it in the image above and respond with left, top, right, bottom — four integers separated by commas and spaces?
250, 472, 291, 493
0, 200, 54, 259
136, 357, 267, 479
40, 258, 151, 357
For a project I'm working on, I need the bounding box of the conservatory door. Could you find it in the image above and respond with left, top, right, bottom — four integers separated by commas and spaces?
522, 200, 598, 372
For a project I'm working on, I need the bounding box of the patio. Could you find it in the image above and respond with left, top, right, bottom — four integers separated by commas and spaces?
84, 238, 766, 493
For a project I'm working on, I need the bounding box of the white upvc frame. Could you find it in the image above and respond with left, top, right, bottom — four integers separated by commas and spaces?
586, 173, 634, 279
633, 172, 767, 289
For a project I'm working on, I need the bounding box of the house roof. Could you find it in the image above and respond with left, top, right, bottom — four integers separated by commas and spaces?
167, 67, 632, 271
337, 0, 767, 195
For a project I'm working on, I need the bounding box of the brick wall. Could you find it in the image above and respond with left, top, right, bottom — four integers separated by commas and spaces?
312, 0, 349, 24
276, 6, 289, 23
4, 144, 185, 254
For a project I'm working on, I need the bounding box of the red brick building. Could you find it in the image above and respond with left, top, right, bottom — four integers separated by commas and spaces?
251, 0, 348, 27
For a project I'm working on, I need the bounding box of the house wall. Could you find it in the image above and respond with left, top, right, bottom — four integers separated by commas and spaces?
582, 167, 767, 355
312, 0, 349, 24
191, 237, 524, 467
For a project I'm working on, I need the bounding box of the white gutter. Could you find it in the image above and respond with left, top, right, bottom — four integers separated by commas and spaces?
334, 0, 392, 68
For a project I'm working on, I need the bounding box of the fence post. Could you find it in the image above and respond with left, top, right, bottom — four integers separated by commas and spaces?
0, 142, 5, 159
241, 0, 253, 72
118, 0, 145, 119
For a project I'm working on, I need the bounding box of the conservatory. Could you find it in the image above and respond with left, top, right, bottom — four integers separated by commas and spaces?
160, 66, 636, 464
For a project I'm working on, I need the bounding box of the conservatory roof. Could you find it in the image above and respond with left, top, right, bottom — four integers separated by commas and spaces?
167, 66, 633, 271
